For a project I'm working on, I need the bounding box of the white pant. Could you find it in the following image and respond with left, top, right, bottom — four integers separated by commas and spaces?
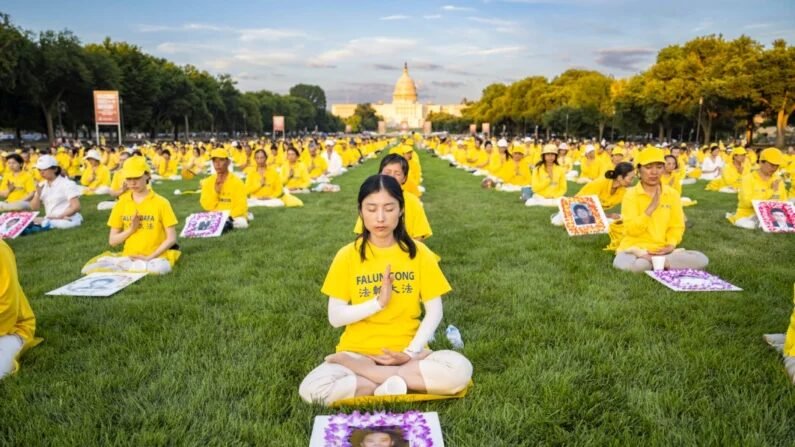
97, 201, 117, 210
299, 350, 472, 406
496, 184, 523, 192
681, 178, 697, 185
718, 187, 737, 194
82, 256, 172, 275
81, 186, 111, 195
566, 170, 578, 180
247, 198, 284, 208
613, 250, 709, 272
43, 213, 83, 229
525, 196, 560, 207
233, 217, 249, 229
0, 200, 31, 211
732, 215, 759, 230
0, 334, 23, 379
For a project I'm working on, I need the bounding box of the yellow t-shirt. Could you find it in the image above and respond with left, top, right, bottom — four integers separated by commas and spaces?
784, 284, 795, 356
108, 190, 178, 258
498, 158, 532, 186
200, 173, 248, 218
306, 154, 328, 179
110, 170, 126, 192
81, 164, 111, 189
244, 166, 283, 199
321, 240, 451, 355
281, 161, 311, 189
618, 183, 685, 252
353, 190, 432, 240
0, 171, 36, 202
0, 239, 36, 343
578, 158, 601, 181
729, 171, 789, 221
531, 164, 567, 198
577, 177, 625, 210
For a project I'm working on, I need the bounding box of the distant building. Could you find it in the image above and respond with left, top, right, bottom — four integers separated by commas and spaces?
331, 63, 465, 130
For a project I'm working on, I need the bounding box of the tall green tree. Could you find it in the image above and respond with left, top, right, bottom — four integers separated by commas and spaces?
753, 39, 795, 148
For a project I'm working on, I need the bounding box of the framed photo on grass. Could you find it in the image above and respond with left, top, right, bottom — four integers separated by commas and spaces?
309, 411, 444, 447
753, 200, 795, 233
558, 195, 609, 236
180, 211, 229, 238
46, 272, 147, 297
0, 211, 38, 239
645, 269, 742, 292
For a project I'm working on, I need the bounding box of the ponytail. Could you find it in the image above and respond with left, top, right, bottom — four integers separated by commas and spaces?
605, 162, 634, 179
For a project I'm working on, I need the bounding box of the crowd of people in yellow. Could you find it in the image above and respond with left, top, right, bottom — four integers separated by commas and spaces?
1, 131, 795, 393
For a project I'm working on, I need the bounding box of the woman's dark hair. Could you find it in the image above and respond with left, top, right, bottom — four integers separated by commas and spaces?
605, 162, 634, 180
286, 146, 299, 157
254, 148, 268, 158
770, 207, 785, 215
356, 175, 416, 261
354, 427, 408, 447
270, 144, 279, 151
378, 154, 409, 177
162, 150, 171, 157
5, 153, 24, 165
664, 154, 678, 169
535, 153, 558, 167
572, 204, 589, 215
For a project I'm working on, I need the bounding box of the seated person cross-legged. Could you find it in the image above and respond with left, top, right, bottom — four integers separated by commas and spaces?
0, 239, 41, 380
299, 175, 472, 406
727, 148, 789, 230
245, 149, 287, 208
200, 149, 249, 229
29, 155, 83, 230
82, 156, 180, 275
613, 147, 709, 273
0, 154, 35, 211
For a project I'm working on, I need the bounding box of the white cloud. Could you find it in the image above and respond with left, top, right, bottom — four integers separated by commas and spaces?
464, 46, 524, 56
467, 17, 515, 27
380, 15, 411, 21
423, 14, 442, 19
155, 42, 224, 54
311, 37, 418, 65
233, 51, 301, 66
136, 23, 306, 42
442, 5, 476, 12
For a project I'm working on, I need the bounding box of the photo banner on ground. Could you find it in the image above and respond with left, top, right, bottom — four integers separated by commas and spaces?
93, 90, 120, 125
47, 272, 147, 297
309, 411, 444, 447
0, 211, 38, 239
753, 200, 795, 233
558, 196, 609, 236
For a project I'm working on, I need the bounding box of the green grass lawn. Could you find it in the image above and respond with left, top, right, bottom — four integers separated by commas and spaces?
2, 148, 795, 446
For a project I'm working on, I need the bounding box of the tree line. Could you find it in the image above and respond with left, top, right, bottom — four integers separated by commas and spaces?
433, 35, 794, 147
0, 13, 344, 144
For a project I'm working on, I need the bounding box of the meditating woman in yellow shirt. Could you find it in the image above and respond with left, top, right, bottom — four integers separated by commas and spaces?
200, 149, 249, 229
245, 149, 287, 208
526, 144, 567, 207
281, 147, 312, 193
181, 146, 205, 180
662, 155, 696, 207
152, 150, 180, 180
354, 154, 432, 241
706, 147, 747, 193
727, 147, 789, 230
80, 149, 112, 195
613, 147, 709, 272
0, 239, 40, 380
300, 174, 472, 406
552, 162, 635, 226
97, 150, 133, 211
575, 145, 600, 184
82, 156, 180, 275
496, 146, 532, 192
0, 154, 35, 211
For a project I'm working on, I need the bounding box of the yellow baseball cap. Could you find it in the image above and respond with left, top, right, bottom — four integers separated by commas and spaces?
611, 147, 626, 156
121, 156, 149, 178
731, 147, 747, 156
210, 148, 230, 159
636, 147, 666, 165
510, 146, 526, 155
759, 147, 784, 166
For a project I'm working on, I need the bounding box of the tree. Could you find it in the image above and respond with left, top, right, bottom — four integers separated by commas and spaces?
349, 104, 381, 131
288, 84, 326, 111
753, 39, 795, 148
27, 30, 93, 143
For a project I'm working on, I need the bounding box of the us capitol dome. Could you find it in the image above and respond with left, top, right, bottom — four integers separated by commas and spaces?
331, 62, 465, 131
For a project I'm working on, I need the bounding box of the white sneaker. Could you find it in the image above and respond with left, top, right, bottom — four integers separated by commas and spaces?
763, 333, 786, 352
374, 376, 407, 396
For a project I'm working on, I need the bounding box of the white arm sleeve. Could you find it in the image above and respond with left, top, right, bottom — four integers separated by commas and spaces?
327, 297, 381, 328
405, 297, 443, 354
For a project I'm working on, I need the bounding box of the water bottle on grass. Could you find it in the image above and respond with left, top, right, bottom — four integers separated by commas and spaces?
446, 325, 464, 349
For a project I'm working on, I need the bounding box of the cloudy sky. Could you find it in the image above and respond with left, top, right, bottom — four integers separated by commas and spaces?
4, 0, 794, 106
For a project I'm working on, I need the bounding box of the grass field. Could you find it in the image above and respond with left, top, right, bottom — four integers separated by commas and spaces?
2, 147, 795, 446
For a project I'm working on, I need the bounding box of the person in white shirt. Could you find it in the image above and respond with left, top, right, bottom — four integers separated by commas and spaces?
699, 145, 724, 181
321, 139, 346, 177
29, 155, 83, 230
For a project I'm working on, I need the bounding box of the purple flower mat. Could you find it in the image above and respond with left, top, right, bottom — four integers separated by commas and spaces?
645, 269, 742, 292
324, 411, 434, 447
